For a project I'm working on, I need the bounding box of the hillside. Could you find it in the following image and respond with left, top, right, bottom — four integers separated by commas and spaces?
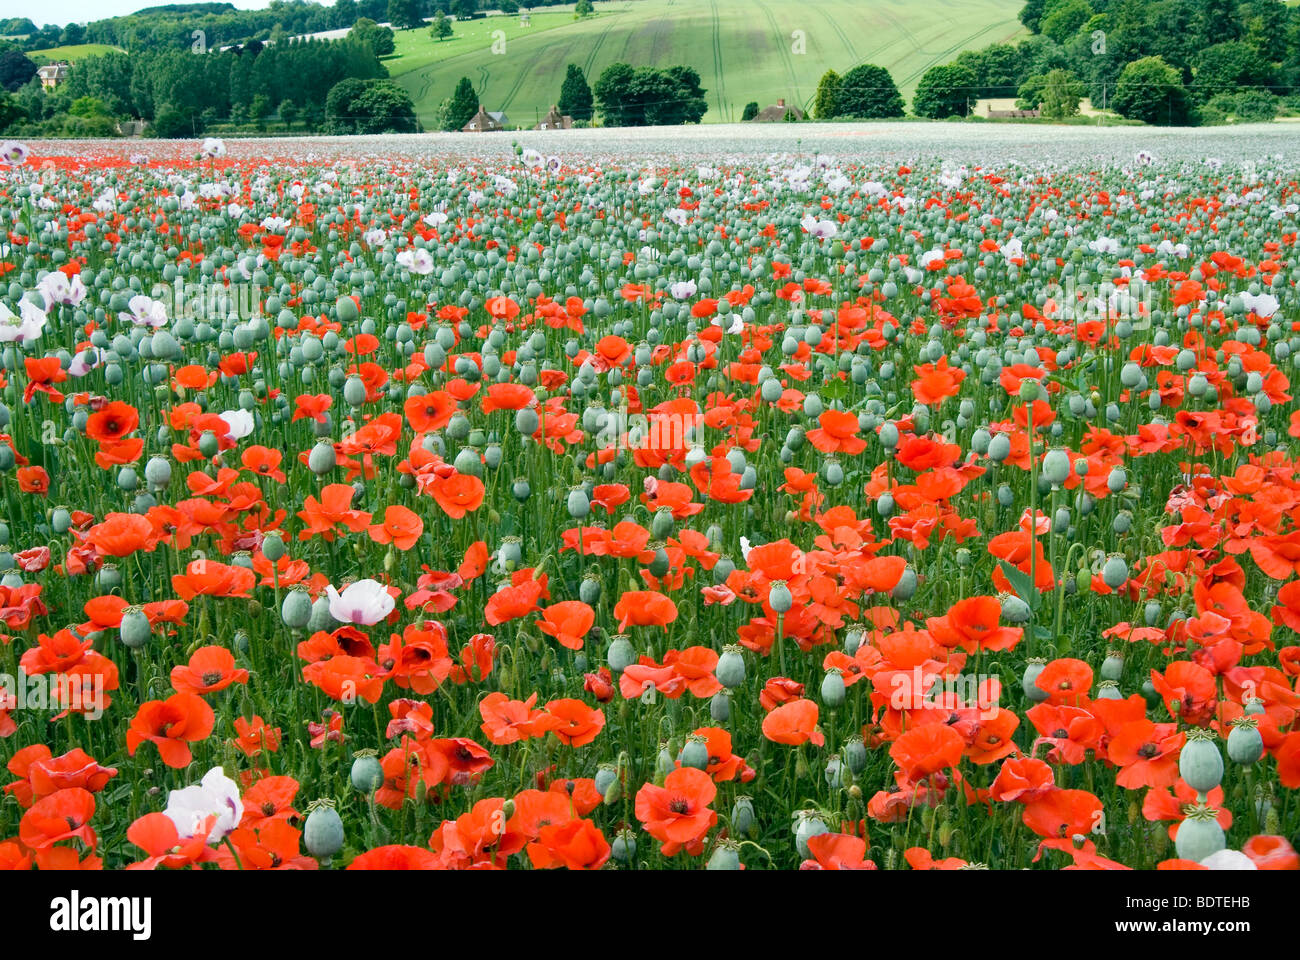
386, 0, 1025, 128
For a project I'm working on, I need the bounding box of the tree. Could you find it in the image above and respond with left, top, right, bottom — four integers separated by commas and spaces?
388, 0, 426, 30
593, 61, 635, 126
575, 0, 594, 16
150, 103, 192, 137
1020, 0, 1047, 32
68, 96, 111, 118
835, 63, 903, 118
1040, 68, 1083, 118
249, 93, 271, 130
812, 68, 840, 118
1112, 55, 1191, 124
0, 91, 24, 134
741, 100, 759, 121
912, 63, 977, 118
325, 76, 368, 133
444, 74, 478, 130
0, 50, 36, 93
1191, 40, 1273, 102
431, 11, 453, 40
1040, 0, 1093, 45
59, 23, 87, 46
557, 63, 592, 121
350, 18, 395, 55
352, 79, 417, 132
451, 0, 477, 18
594, 62, 706, 126
279, 98, 300, 129
1231, 88, 1277, 121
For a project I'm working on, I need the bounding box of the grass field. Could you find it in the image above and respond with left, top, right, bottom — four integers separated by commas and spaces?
387, 0, 1025, 129
27, 43, 124, 62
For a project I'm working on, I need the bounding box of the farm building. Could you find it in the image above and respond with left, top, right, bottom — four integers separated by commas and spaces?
533, 105, 574, 130
749, 98, 804, 122
463, 107, 508, 132
37, 62, 70, 89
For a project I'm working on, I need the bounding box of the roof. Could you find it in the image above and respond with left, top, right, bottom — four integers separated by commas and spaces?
750, 102, 804, 122
533, 105, 573, 130
462, 106, 506, 131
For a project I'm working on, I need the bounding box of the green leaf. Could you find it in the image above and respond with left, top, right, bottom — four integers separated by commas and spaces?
998, 560, 1041, 611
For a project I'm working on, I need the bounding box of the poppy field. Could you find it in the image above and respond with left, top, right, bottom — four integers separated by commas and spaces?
1, 128, 1299, 872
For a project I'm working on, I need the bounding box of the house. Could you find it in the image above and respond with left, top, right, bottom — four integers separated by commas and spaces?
37, 62, 70, 89
749, 98, 804, 122
987, 104, 1040, 118
462, 107, 508, 132
533, 105, 573, 130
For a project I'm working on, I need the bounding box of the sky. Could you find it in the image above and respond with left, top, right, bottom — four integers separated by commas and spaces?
2, 0, 274, 29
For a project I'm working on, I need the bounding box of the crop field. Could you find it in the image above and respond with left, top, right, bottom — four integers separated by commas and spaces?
386, 0, 1025, 128
0, 122, 1296, 873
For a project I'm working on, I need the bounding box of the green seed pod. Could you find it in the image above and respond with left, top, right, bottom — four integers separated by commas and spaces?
1100, 652, 1124, 682
606, 635, 636, 673
1179, 730, 1224, 794
350, 754, 383, 793
768, 580, 793, 613
1101, 554, 1129, 589
716, 645, 746, 688
1174, 805, 1225, 862
1226, 719, 1263, 766
119, 606, 151, 649
680, 736, 709, 770
281, 587, 313, 629
731, 795, 755, 835
793, 812, 829, 859
262, 532, 286, 563
706, 840, 742, 870
1022, 658, 1049, 702
303, 802, 344, 858
821, 668, 846, 708
307, 440, 336, 475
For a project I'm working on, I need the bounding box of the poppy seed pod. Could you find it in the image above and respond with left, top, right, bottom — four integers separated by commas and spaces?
307, 440, 336, 475
1226, 718, 1264, 766
707, 840, 742, 870
891, 566, 917, 601
1174, 805, 1225, 863
566, 487, 590, 519
1100, 652, 1124, 682
1179, 731, 1224, 794
987, 432, 1011, 462
821, 669, 846, 708
1041, 447, 1071, 487
731, 795, 755, 835
680, 736, 709, 770
709, 691, 731, 723
281, 587, 313, 629
1022, 658, 1049, 702
769, 580, 793, 613
793, 812, 829, 859
716, 645, 746, 688
350, 754, 383, 793
262, 532, 286, 563
606, 635, 636, 673
119, 606, 151, 649
303, 802, 344, 858
611, 830, 637, 863
1101, 554, 1129, 589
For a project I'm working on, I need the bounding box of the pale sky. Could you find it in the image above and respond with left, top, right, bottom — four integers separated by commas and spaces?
2, 0, 275, 28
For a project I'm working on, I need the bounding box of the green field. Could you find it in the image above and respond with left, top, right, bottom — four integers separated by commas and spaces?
27, 43, 124, 62
388, 0, 1025, 129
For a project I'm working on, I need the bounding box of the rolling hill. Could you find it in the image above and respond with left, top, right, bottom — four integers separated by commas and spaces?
387, 0, 1026, 129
